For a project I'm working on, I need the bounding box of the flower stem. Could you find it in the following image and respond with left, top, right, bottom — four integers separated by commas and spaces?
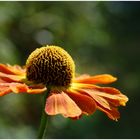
37, 87, 51, 139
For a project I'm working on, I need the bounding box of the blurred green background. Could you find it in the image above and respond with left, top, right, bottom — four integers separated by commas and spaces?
0, 1, 139, 138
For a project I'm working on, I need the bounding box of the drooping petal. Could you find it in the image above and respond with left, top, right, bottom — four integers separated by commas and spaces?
79, 89, 111, 110
74, 74, 117, 84
97, 106, 120, 121
0, 64, 25, 75
45, 91, 82, 118
76, 88, 128, 120
65, 89, 96, 115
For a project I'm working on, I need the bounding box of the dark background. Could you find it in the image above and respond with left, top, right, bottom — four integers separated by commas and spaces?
0, 1, 139, 138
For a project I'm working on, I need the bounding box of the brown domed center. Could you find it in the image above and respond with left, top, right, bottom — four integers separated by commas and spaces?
26, 45, 75, 87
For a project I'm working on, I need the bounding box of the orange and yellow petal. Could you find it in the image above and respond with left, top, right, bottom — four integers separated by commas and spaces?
27, 84, 47, 94
27, 87, 46, 94
0, 64, 25, 75
75, 87, 128, 121
0, 84, 12, 96
97, 106, 120, 121
89, 87, 128, 106
78, 89, 111, 110
74, 74, 117, 84
71, 83, 128, 106
0, 82, 46, 96
0, 78, 7, 83
9, 83, 29, 93
74, 74, 90, 80
0, 72, 25, 82
45, 91, 82, 118
0, 83, 28, 96
65, 89, 96, 115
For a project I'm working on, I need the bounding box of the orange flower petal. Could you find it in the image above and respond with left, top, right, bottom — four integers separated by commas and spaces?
65, 90, 96, 115
0, 82, 46, 96
0, 84, 12, 96
0, 72, 25, 82
74, 74, 117, 84
76, 88, 128, 121
27, 87, 46, 94
27, 84, 47, 94
9, 83, 29, 93
0, 64, 25, 75
45, 91, 82, 118
92, 86, 123, 95
79, 89, 111, 110
10, 83, 47, 94
73, 85, 128, 106
90, 87, 128, 106
0, 78, 6, 83
74, 74, 90, 80
97, 106, 120, 121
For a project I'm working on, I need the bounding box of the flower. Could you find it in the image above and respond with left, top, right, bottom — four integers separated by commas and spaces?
0, 45, 128, 121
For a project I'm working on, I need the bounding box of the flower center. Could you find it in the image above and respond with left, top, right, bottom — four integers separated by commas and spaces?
26, 45, 75, 87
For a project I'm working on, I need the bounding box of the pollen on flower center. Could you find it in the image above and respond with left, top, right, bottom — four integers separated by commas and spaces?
26, 45, 75, 87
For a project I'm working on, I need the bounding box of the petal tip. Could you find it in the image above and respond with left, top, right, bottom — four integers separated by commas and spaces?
106, 74, 117, 82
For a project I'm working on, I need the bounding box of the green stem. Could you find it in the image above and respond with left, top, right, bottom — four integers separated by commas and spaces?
37, 87, 51, 139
